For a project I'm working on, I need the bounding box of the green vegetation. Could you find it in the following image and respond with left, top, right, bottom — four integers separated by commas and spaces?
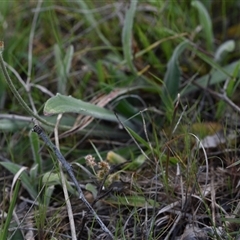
1, 1, 240, 239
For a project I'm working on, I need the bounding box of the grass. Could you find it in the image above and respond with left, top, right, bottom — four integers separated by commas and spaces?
1, 1, 240, 239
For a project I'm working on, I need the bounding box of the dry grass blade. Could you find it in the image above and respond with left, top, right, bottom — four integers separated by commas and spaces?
54, 114, 77, 240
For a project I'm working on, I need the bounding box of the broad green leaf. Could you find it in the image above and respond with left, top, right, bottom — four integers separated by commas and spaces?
192, 47, 231, 77
124, 154, 146, 171
107, 151, 127, 164
44, 93, 127, 123
29, 164, 39, 183
42, 172, 61, 186
122, 0, 138, 73
159, 154, 178, 164
42, 171, 76, 195
0, 119, 27, 131
192, 0, 214, 51
215, 100, 226, 120
227, 62, 240, 96
0, 115, 129, 138
0, 162, 38, 199
64, 45, 74, 75
221, 218, 240, 224
216, 62, 240, 118
162, 40, 189, 107
43, 185, 55, 207
29, 131, 42, 173
85, 183, 98, 199
115, 99, 142, 122
181, 60, 240, 95
54, 44, 64, 94
214, 40, 235, 63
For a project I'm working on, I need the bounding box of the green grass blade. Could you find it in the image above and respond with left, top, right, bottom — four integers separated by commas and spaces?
122, 0, 138, 73
96, 60, 105, 84
0, 179, 21, 240
136, 26, 161, 67
75, 0, 112, 48
114, 99, 141, 122
125, 126, 150, 149
106, 195, 159, 208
